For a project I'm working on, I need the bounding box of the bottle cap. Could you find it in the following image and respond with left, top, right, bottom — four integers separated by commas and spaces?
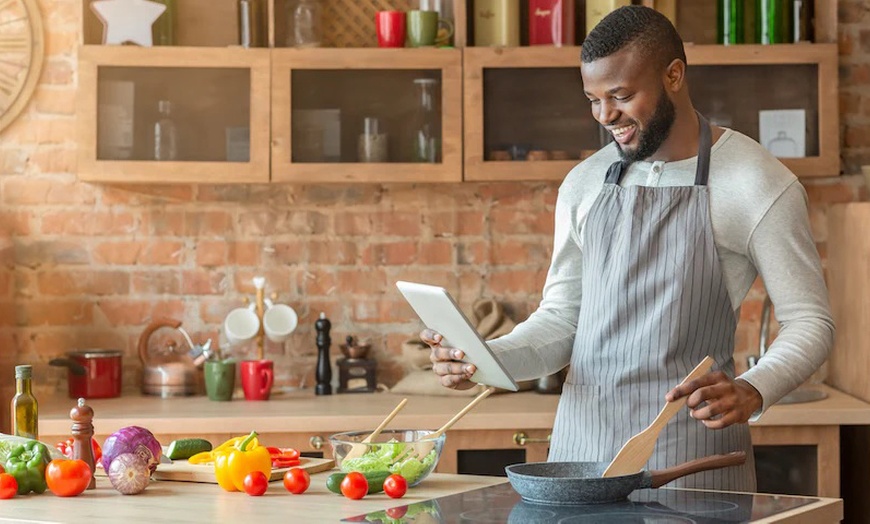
15, 365, 32, 379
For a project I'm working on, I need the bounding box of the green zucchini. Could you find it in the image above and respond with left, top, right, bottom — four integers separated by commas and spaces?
326, 470, 392, 495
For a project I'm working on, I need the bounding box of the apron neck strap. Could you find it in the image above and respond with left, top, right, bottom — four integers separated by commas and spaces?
604, 112, 714, 187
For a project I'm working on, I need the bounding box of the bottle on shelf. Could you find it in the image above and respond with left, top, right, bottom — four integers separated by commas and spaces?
154, 100, 178, 161
791, 0, 813, 42
11, 365, 38, 440
151, 0, 176, 46
239, 0, 267, 48
286, 0, 323, 48
411, 78, 441, 163
756, 0, 790, 44
717, 0, 744, 45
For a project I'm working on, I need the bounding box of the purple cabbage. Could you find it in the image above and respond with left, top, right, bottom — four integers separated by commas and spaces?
101, 426, 161, 473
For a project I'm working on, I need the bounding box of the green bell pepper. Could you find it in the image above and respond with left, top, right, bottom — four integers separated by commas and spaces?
4, 440, 50, 495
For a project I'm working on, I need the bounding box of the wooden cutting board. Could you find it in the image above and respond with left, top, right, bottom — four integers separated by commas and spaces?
97, 457, 335, 484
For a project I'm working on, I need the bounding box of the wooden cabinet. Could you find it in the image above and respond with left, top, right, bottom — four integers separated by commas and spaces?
464, 43, 839, 181
271, 48, 463, 183
76, 1, 840, 183
77, 46, 272, 183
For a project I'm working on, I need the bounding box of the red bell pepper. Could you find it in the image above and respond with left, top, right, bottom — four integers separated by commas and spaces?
266, 447, 300, 468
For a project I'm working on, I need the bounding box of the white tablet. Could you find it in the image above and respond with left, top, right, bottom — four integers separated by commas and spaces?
396, 281, 519, 392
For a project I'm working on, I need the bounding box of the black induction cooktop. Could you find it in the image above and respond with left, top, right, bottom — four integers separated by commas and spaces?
344, 482, 820, 523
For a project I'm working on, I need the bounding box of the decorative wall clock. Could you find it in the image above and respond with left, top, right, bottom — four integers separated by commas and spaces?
0, 0, 44, 134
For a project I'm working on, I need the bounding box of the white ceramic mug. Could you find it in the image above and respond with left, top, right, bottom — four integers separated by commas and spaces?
262, 303, 298, 343
223, 307, 260, 346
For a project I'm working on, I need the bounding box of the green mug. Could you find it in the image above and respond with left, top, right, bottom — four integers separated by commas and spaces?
407, 10, 453, 47
205, 360, 236, 401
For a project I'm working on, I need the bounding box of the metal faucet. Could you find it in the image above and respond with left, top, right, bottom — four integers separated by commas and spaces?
747, 295, 772, 368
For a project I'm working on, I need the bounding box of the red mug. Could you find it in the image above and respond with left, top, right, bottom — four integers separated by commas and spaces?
376, 11, 406, 48
240, 359, 274, 401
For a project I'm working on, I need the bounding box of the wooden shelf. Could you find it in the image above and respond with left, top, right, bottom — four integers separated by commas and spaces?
271, 47, 463, 183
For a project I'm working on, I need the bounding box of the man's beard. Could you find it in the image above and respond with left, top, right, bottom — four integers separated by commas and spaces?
615, 89, 676, 164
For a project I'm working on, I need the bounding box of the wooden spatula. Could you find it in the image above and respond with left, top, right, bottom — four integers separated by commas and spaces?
601, 356, 716, 478
344, 398, 408, 461
411, 387, 495, 459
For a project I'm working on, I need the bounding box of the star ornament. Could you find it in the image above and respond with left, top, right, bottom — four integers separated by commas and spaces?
91, 0, 167, 47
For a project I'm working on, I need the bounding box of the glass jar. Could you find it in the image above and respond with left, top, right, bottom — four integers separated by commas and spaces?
358, 117, 389, 162
286, 0, 323, 48
411, 78, 441, 163
154, 99, 178, 161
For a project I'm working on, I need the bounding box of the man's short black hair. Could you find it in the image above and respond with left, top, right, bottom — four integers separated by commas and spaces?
581, 5, 687, 70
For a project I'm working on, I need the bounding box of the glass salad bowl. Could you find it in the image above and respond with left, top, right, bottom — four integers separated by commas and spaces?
329, 429, 445, 487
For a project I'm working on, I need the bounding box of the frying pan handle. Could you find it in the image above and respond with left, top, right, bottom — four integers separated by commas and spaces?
49, 358, 87, 376
648, 451, 747, 488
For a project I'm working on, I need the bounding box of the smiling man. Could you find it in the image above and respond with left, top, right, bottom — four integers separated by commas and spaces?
423, 6, 834, 491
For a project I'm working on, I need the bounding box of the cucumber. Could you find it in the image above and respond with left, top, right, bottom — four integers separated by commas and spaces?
326, 470, 392, 495
166, 438, 213, 460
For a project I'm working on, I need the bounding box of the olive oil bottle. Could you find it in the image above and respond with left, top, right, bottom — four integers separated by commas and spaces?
11, 365, 38, 440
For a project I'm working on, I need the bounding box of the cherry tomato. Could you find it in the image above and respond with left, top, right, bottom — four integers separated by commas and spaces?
383, 474, 408, 499
386, 505, 409, 518
282, 467, 310, 494
55, 438, 102, 463
242, 471, 268, 496
46, 459, 92, 497
0, 473, 17, 500
340, 472, 368, 500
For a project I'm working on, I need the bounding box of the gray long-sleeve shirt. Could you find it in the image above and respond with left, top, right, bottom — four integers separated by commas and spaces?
489, 128, 835, 417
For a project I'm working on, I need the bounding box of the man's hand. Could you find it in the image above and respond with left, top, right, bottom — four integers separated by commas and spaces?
420, 328, 477, 390
665, 371, 763, 429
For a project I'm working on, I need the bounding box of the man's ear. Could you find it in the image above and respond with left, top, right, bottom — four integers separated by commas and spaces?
664, 59, 686, 93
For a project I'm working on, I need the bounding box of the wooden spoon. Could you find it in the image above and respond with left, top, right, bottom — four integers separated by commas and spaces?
344, 398, 408, 461
412, 387, 495, 459
601, 356, 716, 478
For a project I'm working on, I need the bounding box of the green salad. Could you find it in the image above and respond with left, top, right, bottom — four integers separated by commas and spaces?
341, 440, 437, 485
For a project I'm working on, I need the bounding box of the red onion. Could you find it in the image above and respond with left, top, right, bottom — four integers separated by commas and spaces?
101, 426, 161, 473
107, 452, 151, 495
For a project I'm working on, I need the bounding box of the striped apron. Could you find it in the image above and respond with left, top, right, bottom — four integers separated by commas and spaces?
548, 114, 756, 491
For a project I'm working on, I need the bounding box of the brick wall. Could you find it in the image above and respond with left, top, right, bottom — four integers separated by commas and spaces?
1, 1, 868, 430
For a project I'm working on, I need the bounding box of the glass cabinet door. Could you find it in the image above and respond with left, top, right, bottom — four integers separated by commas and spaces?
78, 47, 270, 183
272, 48, 462, 183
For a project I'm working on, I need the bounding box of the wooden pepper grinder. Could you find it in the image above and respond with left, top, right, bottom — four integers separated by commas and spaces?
70, 397, 97, 490
315, 312, 332, 396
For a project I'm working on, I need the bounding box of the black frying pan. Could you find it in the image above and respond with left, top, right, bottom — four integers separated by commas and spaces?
505, 451, 747, 505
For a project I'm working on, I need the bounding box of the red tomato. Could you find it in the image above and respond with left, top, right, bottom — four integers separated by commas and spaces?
55, 438, 102, 463
0, 465, 4, 474
383, 474, 408, 499
0, 473, 17, 500
282, 467, 310, 494
340, 472, 368, 500
242, 471, 268, 496
46, 459, 92, 498
385, 505, 409, 518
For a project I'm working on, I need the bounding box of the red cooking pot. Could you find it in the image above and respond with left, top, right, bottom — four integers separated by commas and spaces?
50, 350, 122, 399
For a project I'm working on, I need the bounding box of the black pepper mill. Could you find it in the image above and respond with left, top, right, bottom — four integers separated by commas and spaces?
315, 312, 332, 395
70, 397, 96, 490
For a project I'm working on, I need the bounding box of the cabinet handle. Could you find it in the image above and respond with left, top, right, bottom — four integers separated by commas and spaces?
309, 435, 324, 450
513, 432, 551, 446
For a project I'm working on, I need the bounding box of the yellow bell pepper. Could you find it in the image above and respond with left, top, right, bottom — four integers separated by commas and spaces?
213, 431, 271, 492
188, 434, 260, 465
